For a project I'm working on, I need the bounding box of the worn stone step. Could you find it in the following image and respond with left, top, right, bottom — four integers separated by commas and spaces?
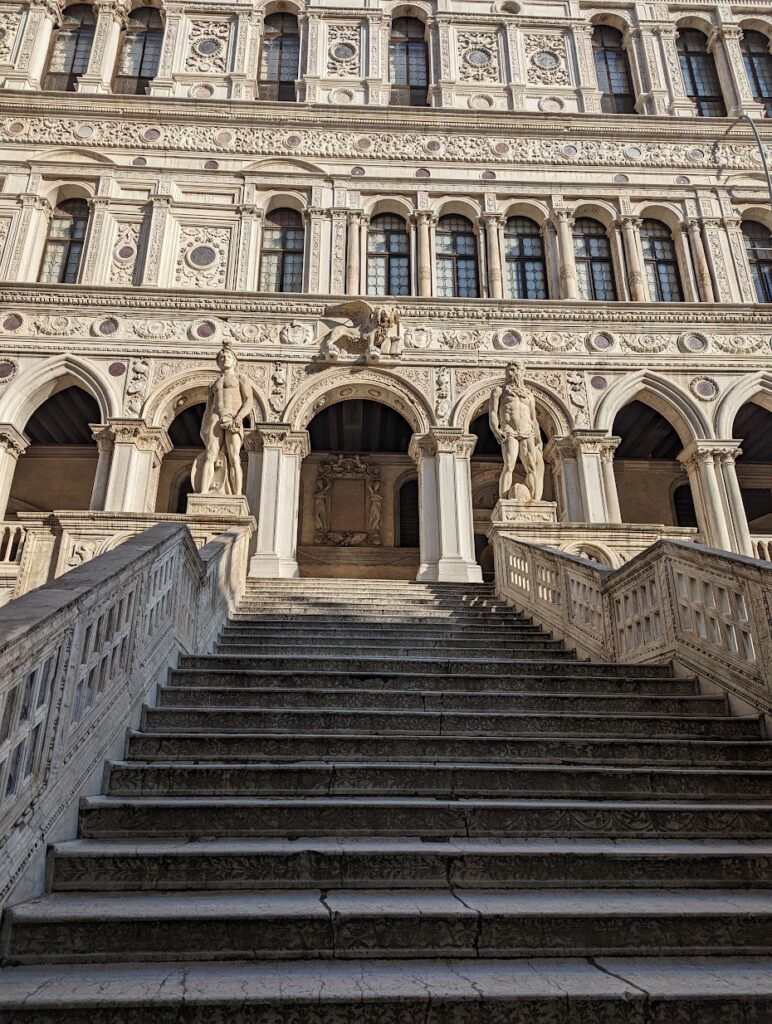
104, 761, 772, 801
77, 795, 772, 840
157, 685, 722, 717
126, 731, 772, 767
220, 622, 546, 639
214, 641, 568, 659
178, 654, 672, 678
235, 597, 515, 612
169, 668, 698, 696
141, 706, 760, 740
49, 837, 772, 893
232, 605, 523, 618
5, 889, 772, 964
1, 956, 771, 1024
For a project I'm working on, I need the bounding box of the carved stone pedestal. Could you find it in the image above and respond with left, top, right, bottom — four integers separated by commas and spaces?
490, 498, 559, 527
186, 494, 251, 518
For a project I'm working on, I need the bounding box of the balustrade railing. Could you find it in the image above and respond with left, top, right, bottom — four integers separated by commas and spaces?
0, 522, 249, 908
493, 535, 772, 714
0, 525, 25, 564
752, 536, 772, 562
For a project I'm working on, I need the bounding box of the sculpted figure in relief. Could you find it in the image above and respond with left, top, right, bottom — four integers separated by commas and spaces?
191, 342, 252, 497
317, 300, 403, 361
489, 361, 545, 502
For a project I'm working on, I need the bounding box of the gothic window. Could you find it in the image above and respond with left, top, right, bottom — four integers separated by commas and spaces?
592, 25, 636, 114
677, 28, 727, 117
389, 17, 429, 107
435, 215, 479, 298
38, 199, 89, 284
43, 4, 95, 92
640, 219, 683, 302
259, 208, 304, 293
367, 214, 411, 296
397, 478, 419, 547
258, 13, 299, 101
574, 218, 617, 300
741, 30, 772, 116
113, 7, 163, 95
503, 217, 547, 299
743, 220, 772, 302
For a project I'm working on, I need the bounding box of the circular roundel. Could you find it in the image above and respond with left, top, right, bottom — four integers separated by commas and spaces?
590, 375, 608, 391
691, 376, 719, 401
196, 321, 215, 338
195, 37, 223, 56
98, 318, 119, 336
143, 127, 161, 142
109, 362, 127, 377
533, 51, 559, 70
132, 156, 147, 167
204, 159, 219, 170
466, 49, 492, 67
678, 332, 709, 354
0, 360, 18, 383
2, 314, 23, 331
189, 245, 217, 268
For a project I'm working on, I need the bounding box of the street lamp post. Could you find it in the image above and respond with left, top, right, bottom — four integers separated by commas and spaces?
737, 113, 772, 209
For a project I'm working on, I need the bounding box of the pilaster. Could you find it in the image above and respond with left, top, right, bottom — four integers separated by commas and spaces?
545, 432, 621, 524
5, 194, 51, 282
90, 420, 172, 513
77, 0, 129, 94
2, 0, 62, 91
0, 426, 30, 519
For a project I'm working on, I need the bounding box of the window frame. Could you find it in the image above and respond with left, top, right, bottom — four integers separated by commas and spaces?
741, 30, 772, 116
435, 215, 480, 299
258, 12, 300, 102
42, 3, 96, 92
503, 216, 548, 300
592, 24, 636, 114
677, 28, 727, 117
259, 208, 305, 294
389, 16, 429, 107
743, 219, 772, 303
366, 213, 411, 297
112, 6, 164, 96
38, 198, 90, 285
573, 217, 618, 301
640, 219, 684, 303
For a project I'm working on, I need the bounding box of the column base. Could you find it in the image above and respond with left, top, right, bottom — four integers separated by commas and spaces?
186, 494, 250, 517
248, 553, 300, 579
491, 498, 558, 525
417, 558, 482, 584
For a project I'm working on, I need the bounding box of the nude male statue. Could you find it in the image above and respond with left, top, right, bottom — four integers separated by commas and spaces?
191, 342, 253, 497
488, 361, 545, 502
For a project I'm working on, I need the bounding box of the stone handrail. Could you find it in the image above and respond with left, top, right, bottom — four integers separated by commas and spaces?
752, 536, 772, 563
0, 525, 25, 564
493, 535, 772, 715
0, 522, 250, 908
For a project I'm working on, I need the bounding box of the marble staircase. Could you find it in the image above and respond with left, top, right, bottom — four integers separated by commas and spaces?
1, 579, 771, 1021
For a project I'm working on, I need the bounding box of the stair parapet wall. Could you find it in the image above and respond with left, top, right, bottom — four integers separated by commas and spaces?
492, 535, 772, 717
0, 521, 250, 910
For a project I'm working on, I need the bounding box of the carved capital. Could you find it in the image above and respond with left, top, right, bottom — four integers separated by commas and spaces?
412, 210, 437, 227
246, 424, 310, 457
94, 419, 172, 456
409, 429, 477, 461
677, 439, 743, 470
0, 425, 29, 459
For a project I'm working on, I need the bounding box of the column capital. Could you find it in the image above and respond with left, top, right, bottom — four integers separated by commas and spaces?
547, 431, 621, 460
481, 212, 504, 227
551, 208, 575, 228
18, 193, 51, 214
245, 424, 310, 457
0, 425, 30, 459
615, 215, 641, 230
30, 0, 63, 21
412, 210, 437, 227
409, 428, 477, 462
91, 419, 172, 457
94, 0, 131, 24
238, 204, 264, 219
677, 439, 743, 469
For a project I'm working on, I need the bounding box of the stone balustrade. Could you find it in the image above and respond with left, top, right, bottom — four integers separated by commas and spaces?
752, 536, 772, 562
493, 534, 772, 715
0, 521, 250, 909
0, 523, 26, 607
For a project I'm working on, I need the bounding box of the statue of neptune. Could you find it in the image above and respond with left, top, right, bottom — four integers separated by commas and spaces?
488, 361, 545, 502
191, 342, 253, 497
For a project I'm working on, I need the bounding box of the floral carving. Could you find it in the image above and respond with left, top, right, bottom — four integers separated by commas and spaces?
524, 34, 569, 86
458, 32, 501, 84
175, 227, 230, 289
185, 20, 231, 74
327, 25, 360, 78
110, 222, 141, 286
0, 14, 21, 63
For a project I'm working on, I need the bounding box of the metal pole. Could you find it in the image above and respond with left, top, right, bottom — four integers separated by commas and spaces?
739, 113, 772, 209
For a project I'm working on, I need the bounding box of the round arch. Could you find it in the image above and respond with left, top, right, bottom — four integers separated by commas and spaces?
285, 366, 433, 434
362, 195, 415, 221
500, 200, 549, 227
571, 200, 618, 231
633, 202, 685, 235
260, 191, 308, 217
142, 369, 267, 429
588, 11, 633, 33
432, 197, 482, 222
738, 206, 772, 234
673, 15, 716, 37
594, 372, 710, 445
452, 372, 573, 439
0, 355, 118, 431
715, 371, 772, 437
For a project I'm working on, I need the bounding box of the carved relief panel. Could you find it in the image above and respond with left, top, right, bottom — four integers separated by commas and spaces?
174, 225, 232, 289
185, 19, 232, 74
314, 455, 382, 546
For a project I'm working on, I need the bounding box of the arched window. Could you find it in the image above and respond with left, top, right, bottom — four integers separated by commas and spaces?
389, 17, 429, 107
741, 30, 772, 116
259, 208, 304, 292
503, 217, 547, 299
43, 4, 95, 92
38, 199, 89, 284
677, 28, 726, 116
436, 215, 478, 298
743, 220, 772, 302
592, 25, 635, 113
367, 214, 410, 296
397, 478, 419, 547
574, 218, 617, 300
640, 219, 683, 302
113, 7, 163, 94
259, 13, 299, 101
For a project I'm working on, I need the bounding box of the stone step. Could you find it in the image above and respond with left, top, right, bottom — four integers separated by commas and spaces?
231, 609, 524, 623
104, 761, 772, 801
220, 622, 546, 639
49, 837, 772, 893
178, 654, 672, 678
235, 596, 514, 611
5, 889, 772, 964
141, 706, 760, 740
158, 686, 724, 717
214, 640, 568, 659
169, 668, 698, 696
1, 956, 771, 1024
126, 730, 772, 767
77, 795, 772, 840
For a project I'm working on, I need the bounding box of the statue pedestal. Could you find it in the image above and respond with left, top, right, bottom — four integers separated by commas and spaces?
186, 494, 250, 518
490, 498, 558, 528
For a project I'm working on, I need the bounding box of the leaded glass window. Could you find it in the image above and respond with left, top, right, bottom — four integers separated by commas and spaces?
389, 17, 429, 107
640, 219, 684, 302
677, 29, 726, 117
743, 220, 772, 302
114, 7, 163, 95
259, 13, 299, 101
38, 199, 89, 284
592, 26, 636, 114
741, 30, 772, 116
503, 217, 547, 299
259, 209, 304, 292
574, 218, 617, 300
435, 215, 479, 298
43, 4, 95, 92
367, 214, 411, 296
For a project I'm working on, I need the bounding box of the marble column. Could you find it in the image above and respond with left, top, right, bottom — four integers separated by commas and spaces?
617, 217, 646, 301
246, 425, 310, 578
677, 441, 735, 552
0, 426, 30, 520
90, 420, 172, 513
2, 0, 62, 91
409, 428, 482, 583
552, 210, 579, 300
482, 214, 504, 300
709, 26, 766, 118
717, 441, 754, 557
683, 219, 716, 303
414, 211, 435, 297
545, 432, 621, 524
77, 0, 130, 94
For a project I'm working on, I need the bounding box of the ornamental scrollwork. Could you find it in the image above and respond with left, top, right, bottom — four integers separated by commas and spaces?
524, 34, 569, 86
457, 32, 501, 84
185, 20, 231, 74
